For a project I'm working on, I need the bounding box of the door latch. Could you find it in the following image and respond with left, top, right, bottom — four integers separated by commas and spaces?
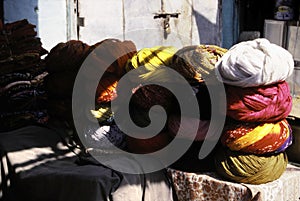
154, 12, 180, 36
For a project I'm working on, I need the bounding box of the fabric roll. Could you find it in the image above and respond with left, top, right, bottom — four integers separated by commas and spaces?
169, 45, 227, 83
44, 71, 78, 98
91, 38, 137, 78
226, 81, 292, 122
124, 46, 177, 111
215, 38, 294, 87
95, 73, 119, 103
275, 125, 293, 153
89, 39, 137, 103
221, 119, 291, 155
214, 146, 288, 184
90, 104, 114, 125
167, 114, 211, 141
84, 124, 126, 149
45, 40, 92, 73
126, 130, 173, 154
125, 46, 176, 73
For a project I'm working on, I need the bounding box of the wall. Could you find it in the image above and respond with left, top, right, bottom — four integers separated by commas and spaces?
4, 0, 226, 50
3, 0, 72, 51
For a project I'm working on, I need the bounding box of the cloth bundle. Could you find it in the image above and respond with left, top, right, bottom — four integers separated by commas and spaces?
215, 38, 294, 184
225, 81, 292, 122
215, 38, 294, 87
89, 39, 137, 104
170, 45, 227, 83
221, 119, 292, 155
124, 46, 177, 111
44, 40, 92, 121
0, 19, 48, 131
214, 146, 288, 185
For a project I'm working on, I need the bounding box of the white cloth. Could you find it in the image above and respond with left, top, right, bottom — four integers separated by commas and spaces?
215, 38, 294, 87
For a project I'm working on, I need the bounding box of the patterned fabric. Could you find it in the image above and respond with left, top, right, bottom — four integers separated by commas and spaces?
221, 119, 292, 154
168, 164, 300, 201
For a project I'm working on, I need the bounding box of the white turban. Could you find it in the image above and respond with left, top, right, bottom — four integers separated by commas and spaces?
215, 38, 294, 87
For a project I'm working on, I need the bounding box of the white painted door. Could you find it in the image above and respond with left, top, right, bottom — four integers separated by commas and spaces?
77, 0, 221, 49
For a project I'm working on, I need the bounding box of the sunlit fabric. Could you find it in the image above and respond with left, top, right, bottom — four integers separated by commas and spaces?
124, 46, 177, 111
225, 81, 292, 122
169, 45, 227, 83
214, 146, 288, 184
221, 119, 291, 155
215, 38, 294, 87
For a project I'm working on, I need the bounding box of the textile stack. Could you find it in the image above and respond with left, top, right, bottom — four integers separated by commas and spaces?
83, 38, 137, 150
165, 45, 228, 172
0, 19, 48, 131
44, 40, 92, 122
214, 38, 295, 184
44, 38, 137, 149
124, 44, 228, 172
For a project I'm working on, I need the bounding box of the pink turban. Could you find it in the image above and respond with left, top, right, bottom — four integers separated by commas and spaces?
226, 81, 292, 122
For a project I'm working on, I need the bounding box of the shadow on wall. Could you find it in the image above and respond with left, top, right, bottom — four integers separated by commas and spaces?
192, 7, 221, 46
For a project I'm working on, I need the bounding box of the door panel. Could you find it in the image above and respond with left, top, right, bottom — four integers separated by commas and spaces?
77, 0, 219, 48
78, 0, 123, 45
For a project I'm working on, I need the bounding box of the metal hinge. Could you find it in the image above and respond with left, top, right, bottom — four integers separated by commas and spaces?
78, 17, 85, 27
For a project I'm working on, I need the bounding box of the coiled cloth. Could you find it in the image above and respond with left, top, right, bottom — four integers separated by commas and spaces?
221, 119, 292, 155
214, 146, 288, 184
226, 81, 292, 122
215, 38, 294, 87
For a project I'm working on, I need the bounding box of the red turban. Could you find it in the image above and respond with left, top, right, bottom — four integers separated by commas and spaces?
226, 81, 292, 122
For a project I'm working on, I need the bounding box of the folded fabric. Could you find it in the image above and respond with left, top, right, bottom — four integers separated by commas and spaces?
45, 40, 92, 73
214, 146, 288, 184
44, 71, 78, 98
169, 45, 227, 83
87, 39, 137, 103
125, 46, 177, 74
90, 104, 114, 125
215, 38, 294, 87
126, 130, 173, 154
226, 81, 292, 122
221, 119, 292, 155
124, 46, 177, 111
91, 38, 137, 78
84, 124, 126, 149
167, 114, 211, 141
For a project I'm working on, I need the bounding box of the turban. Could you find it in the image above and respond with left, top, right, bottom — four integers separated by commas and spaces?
124, 46, 177, 111
45, 40, 92, 73
167, 114, 211, 141
125, 46, 176, 73
221, 119, 292, 155
170, 45, 227, 83
126, 131, 173, 154
215, 38, 294, 87
226, 81, 292, 122
214, 146, 288, 184
90, 39, 137, 103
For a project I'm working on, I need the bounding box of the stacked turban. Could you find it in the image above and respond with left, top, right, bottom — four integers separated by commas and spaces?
124, 46, 177, 111
215, 38, 294, 184
215, 38, 294, 87
0, 19, 48, 131
160, 45, 227, 172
